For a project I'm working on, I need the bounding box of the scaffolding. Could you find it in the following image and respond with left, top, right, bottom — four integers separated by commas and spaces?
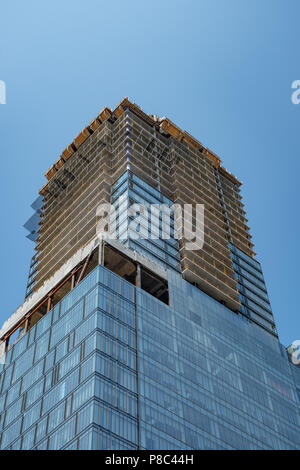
33, 97, 255, 312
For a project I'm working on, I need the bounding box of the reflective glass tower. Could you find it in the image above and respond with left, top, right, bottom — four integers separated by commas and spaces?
0, 98, 299, 449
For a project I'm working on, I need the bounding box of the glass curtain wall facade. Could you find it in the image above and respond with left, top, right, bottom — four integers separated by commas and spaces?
110, 170, 181, 273
230, 244, 277, 335
0, 264, 299, 450
0, 268, 138, 450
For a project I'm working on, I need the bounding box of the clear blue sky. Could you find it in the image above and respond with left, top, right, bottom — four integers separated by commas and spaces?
0, 0, 299, 346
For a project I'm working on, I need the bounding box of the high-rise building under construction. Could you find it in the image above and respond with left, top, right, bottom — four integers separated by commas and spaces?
0, 98, 299, 449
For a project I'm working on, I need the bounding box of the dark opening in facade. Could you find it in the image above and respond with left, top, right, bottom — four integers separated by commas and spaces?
103, 244, 169, 304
